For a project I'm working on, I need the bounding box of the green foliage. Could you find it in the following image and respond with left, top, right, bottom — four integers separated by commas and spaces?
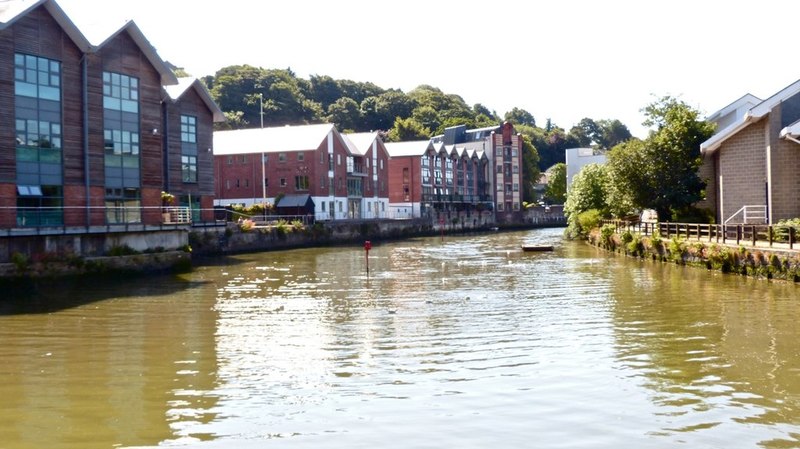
544, 163, 567, 204
326, 97, 361, 131
108, 245, 139, 256
606, 96, 715, 219
565, 208, 602, 240
10, 251, 28, 273
387, 117, 430, 142
239, 218, 255, 232
670, 206, 715, 224
600, 223, 616, 248
564, 163, 610, 219
505, 107, 536, 127
291, 219, 304, 231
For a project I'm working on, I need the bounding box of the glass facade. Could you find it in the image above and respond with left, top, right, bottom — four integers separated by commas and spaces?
103, 71, 141, 223
14, 53, 63, 226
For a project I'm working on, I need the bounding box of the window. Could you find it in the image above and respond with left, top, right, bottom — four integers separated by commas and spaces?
104, 187, 141, 224
380, 159, 384, 170
403, 168, 409, 183
297, 152, 304, 161
181, 155, 197, 182
227, 156, 233, 165
279, 153, 287, 162
103, 71, 140, 190
295, 175, 309, 190
497, 203, 504, 211
102, 71, 138, 113
320, 151, 325, 164
280, 178, 287, 187
226, 180, 230, 189
513, 183, 519, 192
337, 154, 341, 165
180, 115, 196, 143
15, 53, 60, 100
245, 179, 249, 187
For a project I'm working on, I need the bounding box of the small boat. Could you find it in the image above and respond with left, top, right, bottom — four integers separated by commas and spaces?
521, 245, 554, 252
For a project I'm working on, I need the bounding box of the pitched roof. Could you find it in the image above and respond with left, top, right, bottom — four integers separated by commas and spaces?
0, 0, 91, 51
165, 77, 225, 122
92, 21, 178, 86
701, 78, 800, 155
705, 93, 761, 123
342, 132, 379, 156
213, 123, 337, 156
0, 0, 176, 85
384, 140, 433, 158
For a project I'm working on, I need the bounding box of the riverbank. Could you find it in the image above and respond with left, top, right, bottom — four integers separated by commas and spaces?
587, 225, 800, 282
0, 219, 564, 279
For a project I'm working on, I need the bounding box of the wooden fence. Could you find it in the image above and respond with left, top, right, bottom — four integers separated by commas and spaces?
602, 220, 800, 250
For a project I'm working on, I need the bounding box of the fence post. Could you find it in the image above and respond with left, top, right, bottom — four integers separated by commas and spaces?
791, 227, 795, 250
736, 225, 741, 245
752, 225, 756, 246
768, 226, 773, 247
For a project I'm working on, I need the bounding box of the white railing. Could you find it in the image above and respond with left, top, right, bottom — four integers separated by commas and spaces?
724, 205, 767, 225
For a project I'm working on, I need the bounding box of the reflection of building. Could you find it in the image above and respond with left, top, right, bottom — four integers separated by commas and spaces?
213, 124, 389, 220
386, 122, 524, 224
565, 147, 606, 192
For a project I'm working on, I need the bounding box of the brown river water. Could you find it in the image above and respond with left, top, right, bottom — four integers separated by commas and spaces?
1, 227, 800, 449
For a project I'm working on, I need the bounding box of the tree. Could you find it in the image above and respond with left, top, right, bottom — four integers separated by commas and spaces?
544, 163, 567, 204
387, 117, 430, 142
505, 107, 536, 127
563, 163, 609, 219
606, 96, 715, 219
520, 135, 541, 204
594, 119, 632, 150
308, 74, 342, 110
326, 97, 361, 132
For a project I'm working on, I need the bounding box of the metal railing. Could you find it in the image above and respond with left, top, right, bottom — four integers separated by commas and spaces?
724, 205, 767, 225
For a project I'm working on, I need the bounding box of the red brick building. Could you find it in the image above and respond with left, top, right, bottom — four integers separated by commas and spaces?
386, 122, 524, 224
0, 0, 223, 230
213, 124, 390, 220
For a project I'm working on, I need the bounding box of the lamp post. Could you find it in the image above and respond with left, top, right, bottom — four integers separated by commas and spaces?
259, 93, 264, 129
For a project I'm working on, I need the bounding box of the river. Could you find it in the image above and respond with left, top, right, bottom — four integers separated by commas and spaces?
1, 227, 800, 449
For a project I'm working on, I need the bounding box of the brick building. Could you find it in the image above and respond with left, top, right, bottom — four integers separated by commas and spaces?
700, 81, 800, 224
0, 0, 222, 230
386, 122, 524, 224
212, 124, 389, 220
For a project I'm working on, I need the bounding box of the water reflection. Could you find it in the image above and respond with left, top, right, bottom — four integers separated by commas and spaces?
608, 257, 800, 448
2, 229, 800, 448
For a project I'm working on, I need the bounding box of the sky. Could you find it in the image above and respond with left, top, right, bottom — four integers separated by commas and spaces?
56, 0, 800, 138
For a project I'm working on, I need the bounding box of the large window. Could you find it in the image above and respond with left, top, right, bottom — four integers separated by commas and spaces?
15, 53, 63, 226
181, 115, 198, 183
180, 115, 196, 143
182, 155, 197, 183
295, 175, 309, 190
104, 71, 140, 223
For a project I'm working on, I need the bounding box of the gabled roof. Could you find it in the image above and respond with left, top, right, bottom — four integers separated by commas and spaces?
342, 132, 380, 157
92, 20, 178, 86
0, 0, 91, 51
213, 123, 337, 156
384, 140, 433, 158
165, 77, 225, 122
0, 1, 177, 85
705, 93, 761, 123
701, 78, 800, 155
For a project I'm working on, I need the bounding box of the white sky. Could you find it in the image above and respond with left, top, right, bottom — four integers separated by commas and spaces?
57, 0, 800, 138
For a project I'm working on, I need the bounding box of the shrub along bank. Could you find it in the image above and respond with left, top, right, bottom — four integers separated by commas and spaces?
588, 224, 800, 282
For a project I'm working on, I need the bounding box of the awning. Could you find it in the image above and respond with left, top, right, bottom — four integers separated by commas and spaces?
276, 194, 312, 208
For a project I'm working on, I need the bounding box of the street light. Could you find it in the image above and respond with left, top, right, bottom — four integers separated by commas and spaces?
258, 93, 264, 129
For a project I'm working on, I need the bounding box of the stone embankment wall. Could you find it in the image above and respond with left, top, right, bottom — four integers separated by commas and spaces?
189, 219, 441, 255
0, 250, 191, 279
588, 226, 800, 282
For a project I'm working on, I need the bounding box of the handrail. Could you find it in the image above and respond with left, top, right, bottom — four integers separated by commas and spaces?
724, 205, 767, 225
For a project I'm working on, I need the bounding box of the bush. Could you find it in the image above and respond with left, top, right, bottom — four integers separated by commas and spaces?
565, 209, 602, 240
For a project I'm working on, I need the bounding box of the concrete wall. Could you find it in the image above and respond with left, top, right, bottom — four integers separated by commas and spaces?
768, 103, 800, 222
565, 148, 606, 191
